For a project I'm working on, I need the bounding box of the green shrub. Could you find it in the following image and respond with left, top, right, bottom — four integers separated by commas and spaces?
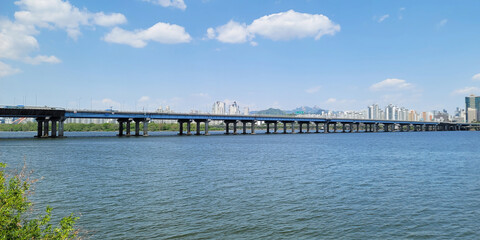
0, 163, 79, 239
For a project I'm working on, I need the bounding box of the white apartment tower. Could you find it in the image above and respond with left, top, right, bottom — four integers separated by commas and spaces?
229, 101, 241, 115
212, 101, 226, 115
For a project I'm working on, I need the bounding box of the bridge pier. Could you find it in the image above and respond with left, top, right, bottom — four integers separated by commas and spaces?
291, 122, 296, 134
58, 118, 65, 137
342, 123, 346, 133
134, 119, 141, 136
315, 122, 319, 133
43, 118, 49, 137
178, 120, 192, 135
117, 119, 125, 136
125, 119, 132, 136
143, 119, 149, 136
299, 122, 303, 133
265, 121, 277, 134
205, 120, 209, 135
324, 122, 329, 133
51, 119, 57, 137
243, 121, 247, 134
224, 120, 238, 134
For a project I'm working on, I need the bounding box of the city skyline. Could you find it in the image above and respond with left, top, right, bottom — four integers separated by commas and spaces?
1, 0, 480, 113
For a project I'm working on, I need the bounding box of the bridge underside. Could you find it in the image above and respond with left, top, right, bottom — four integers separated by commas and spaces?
0, 107, 478, 138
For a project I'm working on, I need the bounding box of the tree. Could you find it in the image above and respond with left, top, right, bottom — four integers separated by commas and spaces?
0, 163, 79, 239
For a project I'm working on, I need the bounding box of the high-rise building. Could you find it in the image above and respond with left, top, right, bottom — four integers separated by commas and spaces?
212, 101, 226, 115
243, 107, 249, 115
368, 104, 380, 119
229, 101, 241, 115
465, 95, 480, 123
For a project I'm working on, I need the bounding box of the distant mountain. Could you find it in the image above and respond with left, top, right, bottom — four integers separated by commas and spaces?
286, 106, 328, 114
251, 108, 286, 115
251, 106, 329, 115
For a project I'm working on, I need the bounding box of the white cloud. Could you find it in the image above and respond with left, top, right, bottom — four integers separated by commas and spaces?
103, 22, 192, 48
209, 20, 250, 43
472, 73, 480, 81
305, 85, 321, 94
0, 19, 39, 60
378, 14, 389, 23
370, 78, 413, 91
101, 98, 121, 108
437, 19, 448, 28
14, 0, 126, 39
206, 27, 215, 39
398, 8, 405, 20
0, 62, 21, 78
24, 55, 61, 65
452, 87, 480, 95
138, 96, 150, 102
93, 12, 127, 27
192, 93, 209, 98
326, 98, 336, 103
207, 10, 340, 44
144, 0, 186, 10
248, 10, 340, 41
0, 0, 127, 77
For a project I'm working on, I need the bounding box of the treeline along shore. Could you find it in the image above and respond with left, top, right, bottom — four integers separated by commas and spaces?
0, 122, 226, 132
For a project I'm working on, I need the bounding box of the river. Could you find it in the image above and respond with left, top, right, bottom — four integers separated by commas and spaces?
1, 131, 479, 239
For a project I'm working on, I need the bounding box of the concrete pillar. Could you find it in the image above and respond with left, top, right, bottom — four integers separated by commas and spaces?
315, 123, 319, 133
243, 121, 247, 134
43, 119, 49, 137
373, 123, 378, 132
356, 123, 360, 133
233, 121, 238, 134
126, 120, 131, 136
225, 122, 230, 135
135, 120, 140, 136
205, 121, 210, 135
266, 123, 270, 134
143, 120, 149, 136
333, 123, 337, 133
291, 122, 295, 134
324, 123, 329, 133
178, 121, 184, 135
36, 119, 43, 138
118, 120, 124, 136
196, 121, 201, 135
299, 123, 303, 133
342, 123, 346, 133
283, 122, 287, 134
186, 121, 192, 135
274, 122, 278, 133
251, 121, 256, 134
51, 120, 57, 137
58, 118, 65, 137
306, 123, 310, 133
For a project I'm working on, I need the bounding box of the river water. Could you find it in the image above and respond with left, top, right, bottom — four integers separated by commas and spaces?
0, 131, 479, 239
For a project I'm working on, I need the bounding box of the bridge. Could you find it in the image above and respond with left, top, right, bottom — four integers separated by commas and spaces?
1, 106, 479, 138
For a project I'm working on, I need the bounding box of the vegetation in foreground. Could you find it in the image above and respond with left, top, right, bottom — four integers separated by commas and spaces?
0, 162, 79, 239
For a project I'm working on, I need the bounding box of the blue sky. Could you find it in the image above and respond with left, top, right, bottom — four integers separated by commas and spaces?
1, 0, 480, 113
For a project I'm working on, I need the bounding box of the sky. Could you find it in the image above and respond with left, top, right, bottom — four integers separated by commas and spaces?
1, 0, 480, 113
